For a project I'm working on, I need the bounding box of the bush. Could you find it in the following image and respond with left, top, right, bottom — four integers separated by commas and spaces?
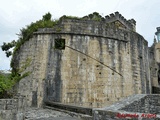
0, 73, 14, 98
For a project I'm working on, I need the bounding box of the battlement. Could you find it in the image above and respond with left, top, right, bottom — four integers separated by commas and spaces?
35, 12, 136, 34
105, 12, 136, 31
35, 12, 137, 38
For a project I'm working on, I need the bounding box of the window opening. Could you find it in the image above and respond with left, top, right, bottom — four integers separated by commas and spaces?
55, 39, 65, 50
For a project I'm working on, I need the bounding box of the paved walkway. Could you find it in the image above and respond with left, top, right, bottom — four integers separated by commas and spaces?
24, 108, 82, 120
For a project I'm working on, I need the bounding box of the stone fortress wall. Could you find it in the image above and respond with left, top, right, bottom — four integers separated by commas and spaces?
12, 12, 151, 108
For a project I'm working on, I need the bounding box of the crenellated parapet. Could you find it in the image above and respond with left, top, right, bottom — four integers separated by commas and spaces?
105, 12, 136, 31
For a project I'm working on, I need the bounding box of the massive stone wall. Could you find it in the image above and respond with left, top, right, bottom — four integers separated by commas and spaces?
12, 16, 151, 108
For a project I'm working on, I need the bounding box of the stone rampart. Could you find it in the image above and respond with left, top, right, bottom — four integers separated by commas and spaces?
93, 94, 160, 120
12, 13, 151, 108
0, 96, 26, 120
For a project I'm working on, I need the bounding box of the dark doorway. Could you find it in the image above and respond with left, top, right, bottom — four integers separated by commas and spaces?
158, 70, 160, 85
32, 91, 37, 107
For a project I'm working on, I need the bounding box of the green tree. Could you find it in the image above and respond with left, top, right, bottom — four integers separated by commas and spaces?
0, 73, 13, 98
42, 12, 52, 21
1, 40, 17, 57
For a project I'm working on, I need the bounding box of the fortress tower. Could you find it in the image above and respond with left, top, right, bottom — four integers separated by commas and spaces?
12, 12, 151, 108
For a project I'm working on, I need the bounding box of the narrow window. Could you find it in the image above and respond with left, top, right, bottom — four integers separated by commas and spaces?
158, 70, 160, 85
55, 39, 65, 50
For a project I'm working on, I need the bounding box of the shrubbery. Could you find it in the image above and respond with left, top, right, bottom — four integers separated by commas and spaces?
0, 73, 13, 98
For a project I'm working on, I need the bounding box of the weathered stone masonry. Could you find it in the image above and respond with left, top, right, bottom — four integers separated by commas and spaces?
12, 12, 151, 108
0, 96, 26, 120
93, 94, 160, 120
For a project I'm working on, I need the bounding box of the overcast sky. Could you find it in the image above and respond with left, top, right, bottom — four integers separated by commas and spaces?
0, 0, 160, 70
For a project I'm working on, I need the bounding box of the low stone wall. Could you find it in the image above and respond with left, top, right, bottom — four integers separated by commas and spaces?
0, 96, 26, 120
45, 101, 93, 116
121, 94, 160, 114
93, 94, 160, 120
2, 94, 160, 119
0, 99, 18, 110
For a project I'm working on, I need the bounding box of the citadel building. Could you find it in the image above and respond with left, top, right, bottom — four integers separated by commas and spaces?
11, 12, 159, 110
1, 11, 160, 120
